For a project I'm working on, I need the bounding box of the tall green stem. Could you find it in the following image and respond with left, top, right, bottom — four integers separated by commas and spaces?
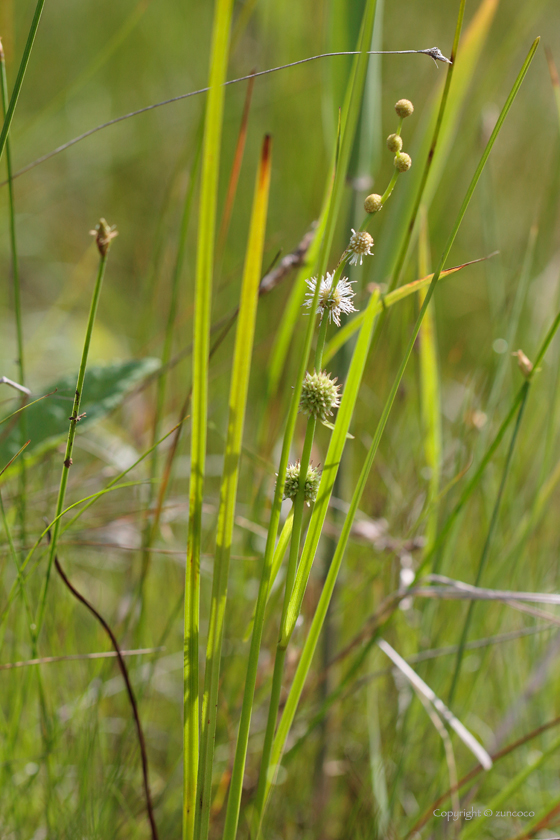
35, 223, 114, 636
0, 39, 26, 547
253, 417, 316, 828
183, 0, 234, 836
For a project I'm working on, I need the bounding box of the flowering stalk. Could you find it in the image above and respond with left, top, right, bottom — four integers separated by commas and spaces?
260, 39, 541, 826
35, 220, 116, 637
223, 6, 379, 836
254, 228, 364, 835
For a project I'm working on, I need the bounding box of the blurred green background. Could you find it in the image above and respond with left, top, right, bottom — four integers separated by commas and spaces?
2, 0, 560, 838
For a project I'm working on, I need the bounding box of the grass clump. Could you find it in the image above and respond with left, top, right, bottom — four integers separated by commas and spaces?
2, 1, 560, 839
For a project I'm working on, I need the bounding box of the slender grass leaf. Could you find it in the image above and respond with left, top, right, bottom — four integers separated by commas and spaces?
195, 134, 272, 840
184, 0, 235, 834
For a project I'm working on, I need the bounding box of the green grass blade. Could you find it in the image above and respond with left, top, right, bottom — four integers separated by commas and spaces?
0, 41, 24, 390
267, 38, 541, 809
460, 730, 560, 840
0, 39, 26, 550
243, 509, 294, 642
417, 304, 560, 578
0, 441, 29, 480
323, 258, 484, 364
183, 0, 235, 834
506, 794, 560, 840
417, 210, 442, 555
222, 4, 378, 836
195, 135, 272, 840
447, 386, 529, 705
0, 0, 45, 164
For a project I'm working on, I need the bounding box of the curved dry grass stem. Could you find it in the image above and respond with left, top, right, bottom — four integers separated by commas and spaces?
53, 548, 159, 840
2, 48, 450, 187
0, 647, 164, 671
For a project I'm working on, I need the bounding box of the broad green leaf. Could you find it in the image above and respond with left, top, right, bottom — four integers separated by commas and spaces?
0, 359, 160, 466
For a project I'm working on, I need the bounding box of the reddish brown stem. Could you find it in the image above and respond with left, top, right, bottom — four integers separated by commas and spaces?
53, 551, 159, 840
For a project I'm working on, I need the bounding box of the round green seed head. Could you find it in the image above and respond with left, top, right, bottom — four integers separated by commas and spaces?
364, 193, 383, 213
395, 98, 414, 118
283, 462, 322, 506
299, 370, 341, 421
394, 152, 412, 172
386, 133, 403, 154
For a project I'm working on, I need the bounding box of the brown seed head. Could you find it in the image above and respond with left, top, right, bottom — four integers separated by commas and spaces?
90, 218, 118, 257
512, 349, 533, 378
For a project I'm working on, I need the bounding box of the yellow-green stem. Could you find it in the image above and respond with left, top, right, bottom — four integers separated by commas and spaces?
35, 248, 110, 636
0, 40, 26, 548
183, 0, 235, 834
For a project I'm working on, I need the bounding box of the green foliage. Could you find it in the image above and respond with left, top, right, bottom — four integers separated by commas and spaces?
0, 358, 160, 465
2, 0, 560, 839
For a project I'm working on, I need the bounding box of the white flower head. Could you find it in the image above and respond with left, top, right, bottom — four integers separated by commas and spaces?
348, 229, 374, 266
304, 272, 357, 326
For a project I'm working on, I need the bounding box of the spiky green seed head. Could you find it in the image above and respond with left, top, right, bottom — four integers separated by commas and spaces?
299, 370, 341, 421
364, 193, 383, 214
283, 462, 321, 506
348, 229, 374, 265
395, 98, 414, 118
386, 133, 403, 153
394, 152, 412, 172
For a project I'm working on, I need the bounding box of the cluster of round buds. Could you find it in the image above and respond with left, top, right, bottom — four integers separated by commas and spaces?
347, 229, 374, 265
283, 462, 321, 506
304, 273, 357, 326
387, 99, 414, 173
299, 370, 341, 421
364, 193, 383, 214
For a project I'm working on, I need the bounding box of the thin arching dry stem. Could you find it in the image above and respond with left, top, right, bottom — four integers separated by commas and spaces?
53, 548, 159, 840
2, 48, 451, 187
